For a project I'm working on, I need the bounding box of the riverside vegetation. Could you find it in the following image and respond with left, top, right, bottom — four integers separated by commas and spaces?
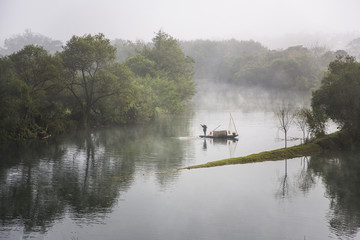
0, 31, 195, 142
1, 31, 360, 144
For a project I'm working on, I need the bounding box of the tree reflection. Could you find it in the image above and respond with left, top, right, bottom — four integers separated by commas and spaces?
0, 134, 135, 233
275, 153, 360, 238
0, 142, 67, 232
308, 152, 360, 239
275, 159, 289, 198
0, 114, 190, 234
297, 156, 317, 193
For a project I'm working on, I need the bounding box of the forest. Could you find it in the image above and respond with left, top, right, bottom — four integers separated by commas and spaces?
113, 37, 353, 91
0, 31, 195, 141
1, 30, 360, 142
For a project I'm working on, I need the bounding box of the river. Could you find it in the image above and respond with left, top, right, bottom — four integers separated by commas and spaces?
0, 93, 360, 240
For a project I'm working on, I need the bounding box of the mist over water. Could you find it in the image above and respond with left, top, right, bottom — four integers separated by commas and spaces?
192, 80, 312, 112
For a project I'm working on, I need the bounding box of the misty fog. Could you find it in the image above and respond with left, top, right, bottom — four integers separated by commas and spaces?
191, 81, 311, 112
1, 0, 360, 50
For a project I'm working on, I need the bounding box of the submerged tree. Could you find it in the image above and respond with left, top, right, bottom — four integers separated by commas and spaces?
294, 107, 311, 143
304, 107, 327, 138
276, 104, 295, 148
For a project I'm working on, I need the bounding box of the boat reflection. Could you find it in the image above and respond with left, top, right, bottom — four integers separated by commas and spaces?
201, 138, 238, 157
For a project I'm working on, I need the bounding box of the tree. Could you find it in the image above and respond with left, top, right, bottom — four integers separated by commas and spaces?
311, 56, 360, 136
294, 107, 310, 143
125, 54, 157, 78
9, 45, 61, 91
0, 29, 62, 56
0, 57, 26, 140
6, 45, 64, 139
111, 38, 138, 62
142, 30, 195, 102
276, 104, 295, 148
305, 107, 327, 138
61, 33, 131, 127
93, 62, 138, 124
347, 38, 360, 60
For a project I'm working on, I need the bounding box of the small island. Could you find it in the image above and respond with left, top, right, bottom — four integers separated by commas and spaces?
183, 132, 342, 169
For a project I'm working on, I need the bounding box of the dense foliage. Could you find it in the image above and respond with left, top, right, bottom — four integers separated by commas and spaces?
181, 40, 343, 91
312, 56, 360, 138
0, 31, 195, 142
115, 38, 345, 91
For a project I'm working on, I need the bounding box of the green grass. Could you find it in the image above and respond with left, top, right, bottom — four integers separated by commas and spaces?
183, 142, 323, 169
181, 131, 359, 170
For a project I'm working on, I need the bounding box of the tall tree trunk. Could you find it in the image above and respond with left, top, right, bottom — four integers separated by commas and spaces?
82, 106, 91, 129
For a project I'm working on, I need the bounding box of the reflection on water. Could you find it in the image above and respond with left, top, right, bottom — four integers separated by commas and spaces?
201, 138, 238, 158
273, 153, 360, 239
0, 114, 192, 237
0, 110, 359, 239
309, 152, 360, 239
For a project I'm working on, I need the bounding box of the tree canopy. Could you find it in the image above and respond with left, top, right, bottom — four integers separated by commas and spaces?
180, 40, 341, 91
0, 45, 64, 140
60, 33, 124, 127
0, 31, 196, 142
0, 29, 62, 56
312, 56, 360, 135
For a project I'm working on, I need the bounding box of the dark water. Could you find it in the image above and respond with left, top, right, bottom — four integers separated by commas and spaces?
0, 109, 359, 240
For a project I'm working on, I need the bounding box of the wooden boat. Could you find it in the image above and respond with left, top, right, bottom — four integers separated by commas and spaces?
200, 114, 238, 139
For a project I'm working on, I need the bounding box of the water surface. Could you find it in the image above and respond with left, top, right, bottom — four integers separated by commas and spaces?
0, 109, 359, 240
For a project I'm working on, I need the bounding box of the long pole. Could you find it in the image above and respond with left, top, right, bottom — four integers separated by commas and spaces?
212, 124, 221, 131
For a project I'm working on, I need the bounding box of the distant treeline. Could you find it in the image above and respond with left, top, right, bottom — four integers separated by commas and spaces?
0, 31, 195, 142
181, 40, 347, 91
2, 31, 359, 92
112, 38, 356, 91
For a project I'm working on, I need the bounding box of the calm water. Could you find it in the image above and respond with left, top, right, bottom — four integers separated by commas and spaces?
0, 107, 359, 240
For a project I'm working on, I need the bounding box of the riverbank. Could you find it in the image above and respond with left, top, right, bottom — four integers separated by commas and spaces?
183, 132, 341, 169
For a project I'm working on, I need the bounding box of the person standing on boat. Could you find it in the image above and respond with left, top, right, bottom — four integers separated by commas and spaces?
201, 124, 207, 136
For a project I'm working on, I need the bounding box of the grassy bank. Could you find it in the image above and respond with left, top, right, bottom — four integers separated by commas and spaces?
183, 132, 342, 170
183, 143, 322, 169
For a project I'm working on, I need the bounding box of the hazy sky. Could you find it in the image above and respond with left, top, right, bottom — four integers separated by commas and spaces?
1, 0, 360, 48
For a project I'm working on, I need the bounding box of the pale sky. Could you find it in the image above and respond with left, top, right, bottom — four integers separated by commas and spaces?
1, 0, 360, 48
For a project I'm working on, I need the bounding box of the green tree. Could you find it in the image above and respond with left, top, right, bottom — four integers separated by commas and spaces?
294, 107, 311, 143
126, 54, 157, 78
303, 107, 326, 138
312, 56, 360, 136
0, 57, 26, 140
5, 45, 64, 139
61, 33, 132, 127
9, 45, 61, 91
142, 30, 195, 102
94, 62, 139, 124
